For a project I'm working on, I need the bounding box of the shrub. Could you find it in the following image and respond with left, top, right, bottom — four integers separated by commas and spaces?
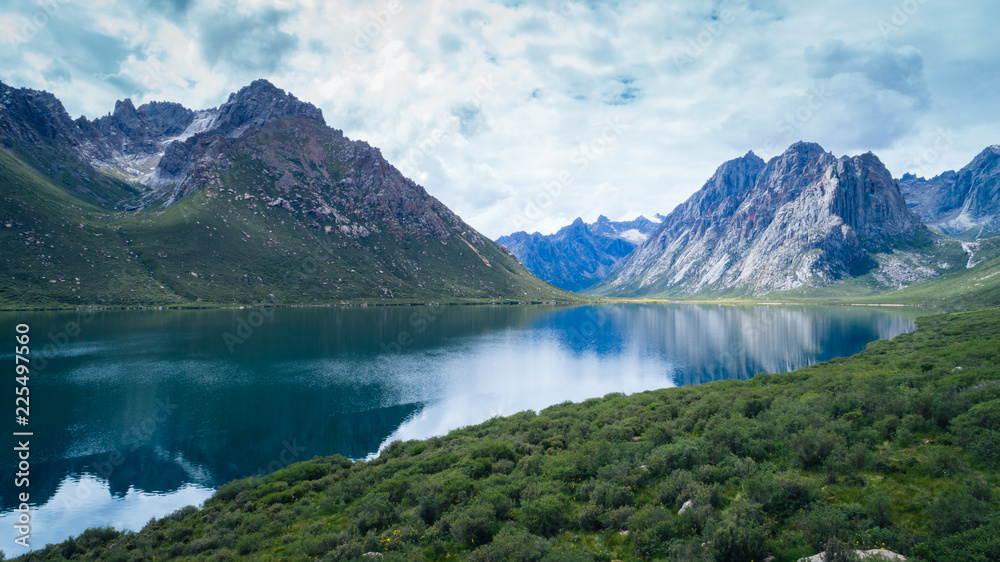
417, 493, 446, 525
791, 427, 838, 468
924, 447, 964, 477
449, 504, 498, 546
211, 477, 261, 505
73, 527, 123, 551
576, 505, 602, 531
763, 474, 817, 520
273, 461, 328, 484
493, 459, 515, 474
601, 506, 636, 531
518, 495, 569, 537
468, 440, 518, 463
823, 537, 859, 562
929, 490, 990, 534
865, 491, 894, 528
649, 438, 702, 473
646, 424, 672, 445
951, 399, 1000, 463
656, 469, 695, 506
711, 500, 768, 562
800, 505, 850, 551
590, 483, 634, 510
481, 489, 515, 520
461, 456, 494, 479
353, 493, 395, 533
629, 505, 673, 559
466, 527, 550, 562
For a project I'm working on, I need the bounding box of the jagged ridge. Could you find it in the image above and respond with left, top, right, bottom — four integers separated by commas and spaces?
592, 142, 930, 297
900, 145, 1000, 238
497, 214, 663, 292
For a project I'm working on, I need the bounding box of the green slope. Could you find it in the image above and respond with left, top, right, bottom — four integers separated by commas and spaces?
0, 137, 573, 308
21, 307, 1000, 561
0, 148, 185, 308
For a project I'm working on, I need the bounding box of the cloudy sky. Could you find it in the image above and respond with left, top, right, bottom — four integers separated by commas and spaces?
2, 0, 998, 237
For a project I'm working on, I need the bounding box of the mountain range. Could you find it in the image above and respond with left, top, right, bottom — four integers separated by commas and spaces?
496, 214, 663, 291
588, 142, 983, 298
4, 78, 998, 307
899, 145, 1000, 239
0, 79, 569, 307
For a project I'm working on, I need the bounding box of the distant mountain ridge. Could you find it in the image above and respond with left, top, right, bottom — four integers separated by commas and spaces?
591, 142, 959, 297
0, 79, 569, 307
899, 145, 1000, 239
497, 214, 663, 291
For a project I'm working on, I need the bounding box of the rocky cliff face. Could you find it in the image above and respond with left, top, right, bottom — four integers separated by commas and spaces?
497, 215, 663, 291
593, 142, 926, 297
0, 81, 83, 148
899, 145, 1000, 238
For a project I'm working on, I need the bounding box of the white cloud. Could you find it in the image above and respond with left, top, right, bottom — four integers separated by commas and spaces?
1, 0, 999, 237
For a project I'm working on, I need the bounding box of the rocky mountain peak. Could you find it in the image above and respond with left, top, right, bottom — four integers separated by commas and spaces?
0, 80, 79, 147
969, 144, 1000, 167
762, 142, 835, 185
497, 214, 662, 291
106, 98, 147, 137
113, 98, 138, 118
213, 79, 324, 138
136, 101, 195, 137
830, 150, 920, 243
593, 142, 926, 297
899, 144, 1000, 237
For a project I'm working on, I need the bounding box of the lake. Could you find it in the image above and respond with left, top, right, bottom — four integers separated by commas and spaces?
0, 303, 924, 550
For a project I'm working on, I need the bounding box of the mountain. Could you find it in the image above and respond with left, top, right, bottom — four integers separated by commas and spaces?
497, 214, 663, 292
591, 142, 965, 298
899, 145, 1000, 239
0, 80, 570, 307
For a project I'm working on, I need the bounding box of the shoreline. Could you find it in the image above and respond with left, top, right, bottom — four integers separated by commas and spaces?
0, 295, 933, 313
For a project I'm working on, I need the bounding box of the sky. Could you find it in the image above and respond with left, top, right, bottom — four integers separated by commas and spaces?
1, 0, 998, 238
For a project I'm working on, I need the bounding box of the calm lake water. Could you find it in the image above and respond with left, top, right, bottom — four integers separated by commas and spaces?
0, 303, 924, 550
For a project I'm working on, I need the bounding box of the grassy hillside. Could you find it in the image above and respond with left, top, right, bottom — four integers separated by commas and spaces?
0, 148, 187, 308
0, 143, 573, 309
21, 307, 1000, 561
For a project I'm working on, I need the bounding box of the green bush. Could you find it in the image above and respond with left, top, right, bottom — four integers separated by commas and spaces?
601, 506, 636, 531
590, 482, 634, 509
211, 477, 261, 504
449, 504, 498, 546
790, 427, 838, 468
518, 495, 569, 537
655, 469, 695, 506
466, 527, 550, 562
628, 505, 673, 558
711, 500, 768, 562
576, 505, 602, 531
951, 399, 1000, 463
823, 537, 859, 562
929, 490, 990, 534
353, 492, 396, 533
800, 505, 851, 550
865, 491, 894, 529
763, 474, 817, 520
